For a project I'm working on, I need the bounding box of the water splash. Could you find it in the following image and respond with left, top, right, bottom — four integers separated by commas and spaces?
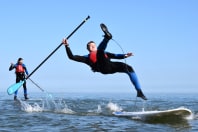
107, 102, 122, 112
19, 94, 75, 114
88, 105, 102, 114
54, 99, 75, 114
19, 100, 43, 112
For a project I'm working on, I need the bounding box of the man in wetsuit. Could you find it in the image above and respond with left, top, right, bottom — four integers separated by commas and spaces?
62, 23, 147, 100
9, 58, 29, 100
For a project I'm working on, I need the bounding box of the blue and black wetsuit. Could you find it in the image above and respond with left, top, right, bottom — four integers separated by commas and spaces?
65, 38, 147, 100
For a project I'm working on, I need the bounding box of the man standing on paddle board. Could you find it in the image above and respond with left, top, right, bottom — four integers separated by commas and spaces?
62, 23, 147, 100
9, 58, 29, 100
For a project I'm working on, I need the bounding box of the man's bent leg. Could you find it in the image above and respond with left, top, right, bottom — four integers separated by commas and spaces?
97, 38, 109, 51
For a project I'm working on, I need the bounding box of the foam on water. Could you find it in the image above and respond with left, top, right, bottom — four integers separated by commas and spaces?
53, 99, 75, 114
19, 94, 75, 114
19, 100, 43, 112
107, 102, 122, 112
88, 105, 102, 114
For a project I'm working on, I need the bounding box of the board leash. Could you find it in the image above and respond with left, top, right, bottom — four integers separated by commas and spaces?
112, 39, 138, 109
112, 39, 148, 111
111, 39, 129, 72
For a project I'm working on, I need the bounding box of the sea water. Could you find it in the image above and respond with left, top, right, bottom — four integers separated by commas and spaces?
0, 92, 198, 132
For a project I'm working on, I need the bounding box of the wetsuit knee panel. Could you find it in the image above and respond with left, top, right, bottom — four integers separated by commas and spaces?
126, 65, 134, 72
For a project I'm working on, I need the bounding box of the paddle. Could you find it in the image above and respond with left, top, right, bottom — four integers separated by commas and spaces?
7, 16, 90, 95
28, 78, 45, 92
28, 77, 53, 98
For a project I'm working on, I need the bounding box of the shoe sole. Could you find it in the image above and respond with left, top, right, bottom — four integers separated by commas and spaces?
100, 24, 108, 32
100, 23, 112, 39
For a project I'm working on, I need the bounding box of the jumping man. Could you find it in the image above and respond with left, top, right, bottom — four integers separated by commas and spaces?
62, 23, 147, 100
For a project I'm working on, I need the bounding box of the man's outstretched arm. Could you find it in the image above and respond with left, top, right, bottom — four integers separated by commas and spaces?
62, 39, 88, 63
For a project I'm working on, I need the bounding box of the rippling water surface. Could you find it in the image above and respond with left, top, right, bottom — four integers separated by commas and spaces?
0, 92, 198, 132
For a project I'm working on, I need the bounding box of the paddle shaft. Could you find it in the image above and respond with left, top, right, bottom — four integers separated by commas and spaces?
28, 78, 45, 92
26, 16, 90, 79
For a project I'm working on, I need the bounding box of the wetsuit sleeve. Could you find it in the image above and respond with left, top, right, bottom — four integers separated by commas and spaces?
65, 46, 88, 63
22, 64, 29, 75
9, 64, 16, 71
106, 52, 125, 59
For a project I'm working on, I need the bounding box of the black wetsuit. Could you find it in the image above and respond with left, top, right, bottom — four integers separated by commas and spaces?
64, 37, 147, 99
65, 38, 134, 74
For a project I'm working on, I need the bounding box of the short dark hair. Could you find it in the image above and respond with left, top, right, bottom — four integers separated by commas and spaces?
86, 41, 95, 51
17, 58, 23, 62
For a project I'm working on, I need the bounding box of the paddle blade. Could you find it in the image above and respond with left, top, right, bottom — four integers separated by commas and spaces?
7, 81, 24, 95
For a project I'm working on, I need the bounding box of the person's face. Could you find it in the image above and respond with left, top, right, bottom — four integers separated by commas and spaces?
19, 60, 23, 64
88, 42, 97, 52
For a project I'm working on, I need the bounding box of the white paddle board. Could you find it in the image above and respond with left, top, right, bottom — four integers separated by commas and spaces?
113, 107, 192, 118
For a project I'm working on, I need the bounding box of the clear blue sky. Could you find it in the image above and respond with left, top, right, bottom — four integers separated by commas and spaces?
0, 0, 197, 95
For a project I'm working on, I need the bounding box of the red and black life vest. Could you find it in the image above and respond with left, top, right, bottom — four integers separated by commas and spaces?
89, 51, 97, 63
15, 64, 25, 73
89, 51, 108, 63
